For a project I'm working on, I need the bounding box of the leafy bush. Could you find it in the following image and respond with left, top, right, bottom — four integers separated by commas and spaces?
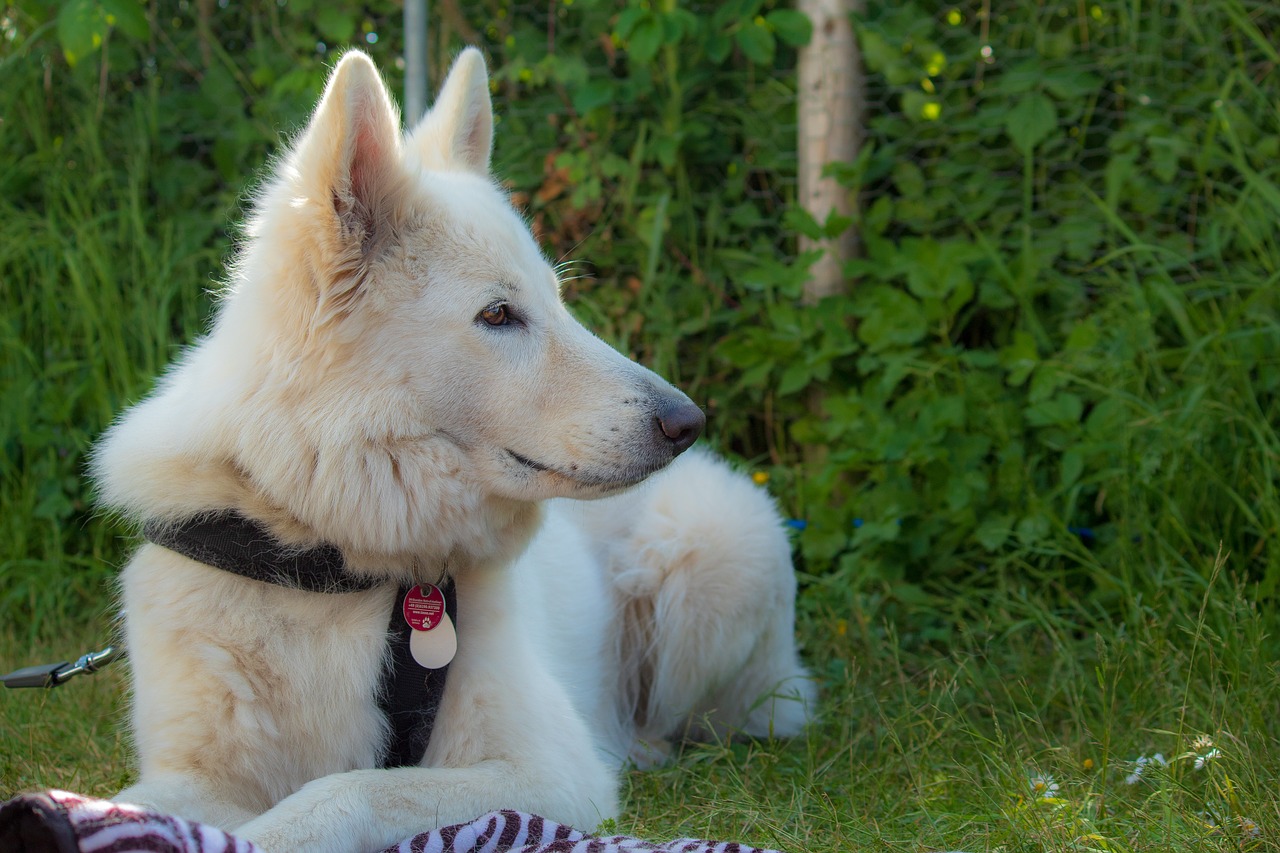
1, 0, 1278, 634
784, 1, 1280, 605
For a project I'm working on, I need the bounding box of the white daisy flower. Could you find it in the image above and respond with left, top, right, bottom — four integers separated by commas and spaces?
1125, 753, 1167, 785
1029, 774, 1059, 799
1237, 816, 1260, 838
1194, 747, 1221, 770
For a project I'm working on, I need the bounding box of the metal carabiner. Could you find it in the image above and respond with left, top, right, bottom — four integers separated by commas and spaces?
1, 645, 126, 689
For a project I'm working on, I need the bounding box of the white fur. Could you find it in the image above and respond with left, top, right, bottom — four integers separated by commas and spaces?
97, 48, 814, 853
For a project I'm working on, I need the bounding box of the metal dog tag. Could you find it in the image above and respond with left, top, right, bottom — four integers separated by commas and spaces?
409, 613, 457, 669
403, 584, 456, 669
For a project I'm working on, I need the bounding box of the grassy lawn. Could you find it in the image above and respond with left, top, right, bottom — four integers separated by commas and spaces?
5, 550, 1275, 851
2, 622, 132, 799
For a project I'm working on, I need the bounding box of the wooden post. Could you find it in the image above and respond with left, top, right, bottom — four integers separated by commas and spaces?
797, 0, 861, 303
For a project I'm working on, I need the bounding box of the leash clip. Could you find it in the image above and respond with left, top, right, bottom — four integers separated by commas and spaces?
2, 645, 124, 689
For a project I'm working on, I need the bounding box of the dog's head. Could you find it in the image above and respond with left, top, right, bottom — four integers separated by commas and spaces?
286, 48, 703, 500
96, 50, 702, 561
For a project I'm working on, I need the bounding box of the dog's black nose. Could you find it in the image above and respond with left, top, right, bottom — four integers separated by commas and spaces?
656, 398, 705, 455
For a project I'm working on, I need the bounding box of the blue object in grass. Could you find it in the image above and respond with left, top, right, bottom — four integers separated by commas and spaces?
851, 517, 902, 529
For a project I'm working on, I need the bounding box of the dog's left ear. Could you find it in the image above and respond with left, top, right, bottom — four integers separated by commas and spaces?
407, 48, 493, 174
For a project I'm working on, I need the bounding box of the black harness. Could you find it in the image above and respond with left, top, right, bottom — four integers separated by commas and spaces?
143, 513, 453, 769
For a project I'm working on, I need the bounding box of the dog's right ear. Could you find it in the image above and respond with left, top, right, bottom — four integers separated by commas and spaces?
285, 50, 404, 322
406, 48, 493, 174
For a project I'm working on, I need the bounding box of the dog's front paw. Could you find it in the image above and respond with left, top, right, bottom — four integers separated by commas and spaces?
233, 773, 374, 853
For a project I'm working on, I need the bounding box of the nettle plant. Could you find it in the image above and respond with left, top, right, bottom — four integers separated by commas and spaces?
708, 0, 1280, 605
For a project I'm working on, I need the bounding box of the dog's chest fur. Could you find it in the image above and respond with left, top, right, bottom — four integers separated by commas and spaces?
121, 545, 398, 810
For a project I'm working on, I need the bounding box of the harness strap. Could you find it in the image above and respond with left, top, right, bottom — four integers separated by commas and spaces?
379, 581, 456, 768
143, 512, 452, 769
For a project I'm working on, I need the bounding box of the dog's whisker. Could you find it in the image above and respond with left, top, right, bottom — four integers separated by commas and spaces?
553, 260, 590, 279
554, 237, 592, 268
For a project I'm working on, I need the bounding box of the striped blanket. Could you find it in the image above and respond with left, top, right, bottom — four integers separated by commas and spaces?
0, 790, 781, 853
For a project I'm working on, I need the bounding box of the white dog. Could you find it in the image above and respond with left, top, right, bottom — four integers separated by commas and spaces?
93, 48, 814, 853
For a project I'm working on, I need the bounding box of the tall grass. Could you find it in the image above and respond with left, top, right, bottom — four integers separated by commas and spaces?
1, 56, 220, 637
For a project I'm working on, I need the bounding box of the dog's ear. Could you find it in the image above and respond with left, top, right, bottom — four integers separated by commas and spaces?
293, 49, 402, 235
407, 48, 493, 174
286, 50, 403, 320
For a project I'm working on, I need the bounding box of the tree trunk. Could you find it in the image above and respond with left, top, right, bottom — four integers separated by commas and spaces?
797, 0, 862, 303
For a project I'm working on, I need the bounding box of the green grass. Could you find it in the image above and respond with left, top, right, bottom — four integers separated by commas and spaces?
5, 551, 1276, 850
0, 62, 220, 632
624, 550, 1277, 852
2, 622, 132, 798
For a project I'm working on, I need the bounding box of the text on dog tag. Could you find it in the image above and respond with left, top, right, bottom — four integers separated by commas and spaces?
402, 584, 446, 631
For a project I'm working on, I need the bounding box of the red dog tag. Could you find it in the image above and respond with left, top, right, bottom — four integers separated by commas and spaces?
402, 584, 446, 632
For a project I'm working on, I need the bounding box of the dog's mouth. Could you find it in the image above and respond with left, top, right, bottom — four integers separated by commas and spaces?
507, 449, 553, 474
504, 448, 657, 492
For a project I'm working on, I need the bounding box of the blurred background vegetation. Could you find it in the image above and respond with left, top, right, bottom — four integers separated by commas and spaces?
2, 0, 1279, 643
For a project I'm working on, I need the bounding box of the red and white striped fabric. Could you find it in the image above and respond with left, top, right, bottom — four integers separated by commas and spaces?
0, 790, 782, 853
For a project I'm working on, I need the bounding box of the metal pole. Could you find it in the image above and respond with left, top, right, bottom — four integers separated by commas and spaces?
404, 0, 428, 125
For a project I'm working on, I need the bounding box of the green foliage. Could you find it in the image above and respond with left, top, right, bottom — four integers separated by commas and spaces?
729, 1, 1280, 610
475, 0, 1280, 617
2, 0, 1279, 640
56, 0, 149, 67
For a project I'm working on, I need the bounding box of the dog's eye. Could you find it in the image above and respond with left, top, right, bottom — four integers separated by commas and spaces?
479, 303, 511, 327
